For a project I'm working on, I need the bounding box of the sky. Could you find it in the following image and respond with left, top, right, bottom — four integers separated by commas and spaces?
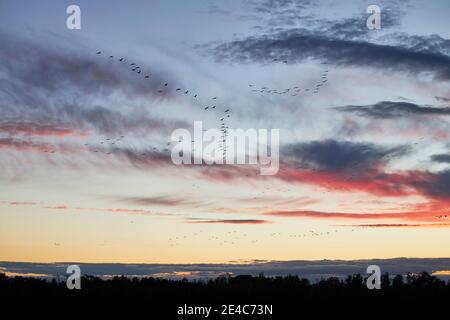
0, 0, 449, 265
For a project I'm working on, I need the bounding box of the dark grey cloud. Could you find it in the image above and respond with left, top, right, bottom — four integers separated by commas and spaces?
414, 170, 450, 198
282, 139, 408, 172
383, 33, 450, 57
202, 0, 449, 81
185, 218, 272, 224
205, 28, 450, 81
431, 154, 450, 163
335, 101, 450, 118
2, 258, 450, 281
121, 195, 207, 208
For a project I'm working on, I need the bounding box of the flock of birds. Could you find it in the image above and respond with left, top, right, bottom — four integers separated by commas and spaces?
41, 50, 236, 160
43, 51, 332, 160
95, 50, 233, 160
249, 62, 329, 96
167, 227, 368, 247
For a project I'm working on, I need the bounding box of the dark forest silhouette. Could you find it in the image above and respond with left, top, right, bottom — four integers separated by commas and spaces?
1, 272, 450, 300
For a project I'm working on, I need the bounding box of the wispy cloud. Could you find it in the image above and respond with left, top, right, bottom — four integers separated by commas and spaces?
335, 101, 450, 118
0, 32, 187, 140
186, 218, 272, 224
337, 223, 450, 228
121, 195, 209, 208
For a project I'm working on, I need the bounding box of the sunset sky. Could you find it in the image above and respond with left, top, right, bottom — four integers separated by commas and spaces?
0, 0, 449, 264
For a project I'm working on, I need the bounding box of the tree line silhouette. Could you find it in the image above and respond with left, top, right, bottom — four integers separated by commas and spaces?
1, 272, 449, 300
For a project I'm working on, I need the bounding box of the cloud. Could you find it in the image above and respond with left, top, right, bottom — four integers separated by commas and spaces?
386, 33, 450, 56
186, 139, 449, 203
413, 170, 450, 199
0, 201, 37, 206
0, 33, 173, 100
205, 28, 450, 81
121, 195, 207, 208
431, 154, 450, 163
72, 206, 174, 218
44, 205, 68, 210
282, 139, 408, 172
186, 218, 272, 224
0, 121, 85, 137
249, 0, 316, 12
335, 101, 450, 118
273, 141, 449, 200
244, 0, 404, 36
0, 137, 55, 153
276, 165, 450, 199
263, 206, 445, 223
337, 223, 450, 228
0, 32, 187, 139
435, 96, 450, 103
0, 199, 174, 218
